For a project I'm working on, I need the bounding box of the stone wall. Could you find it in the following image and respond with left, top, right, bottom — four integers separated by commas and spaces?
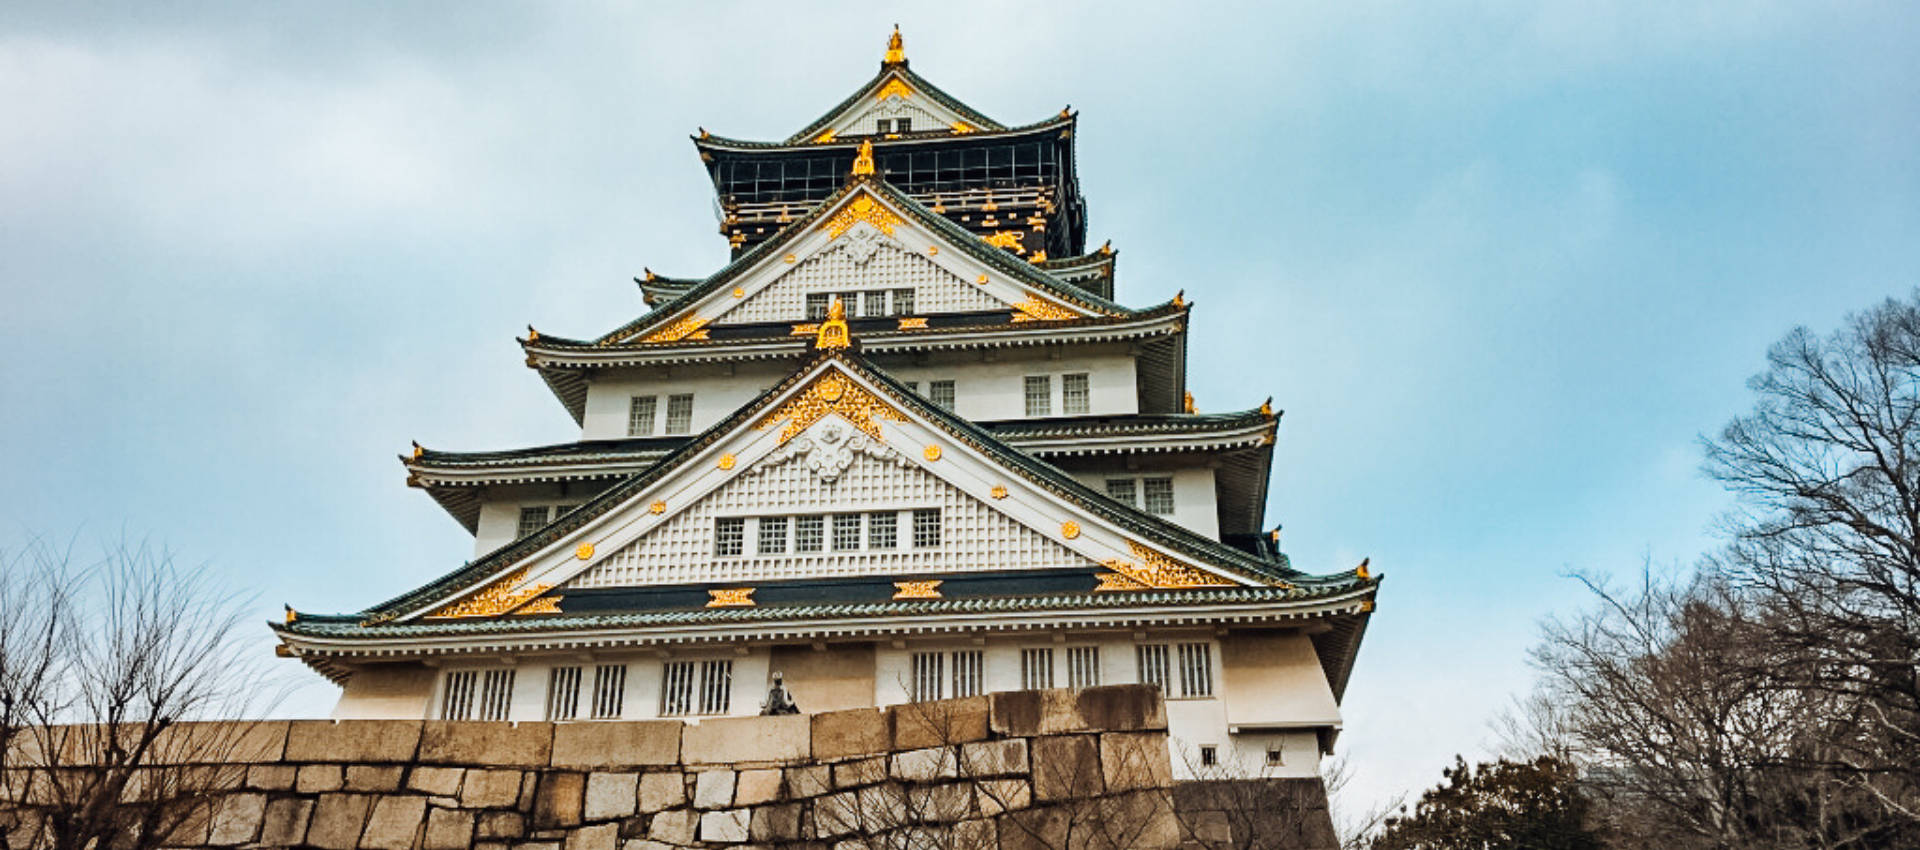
2, 685, 1334, 850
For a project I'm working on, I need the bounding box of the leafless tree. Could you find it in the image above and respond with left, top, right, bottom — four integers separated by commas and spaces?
0, 537, 283, 850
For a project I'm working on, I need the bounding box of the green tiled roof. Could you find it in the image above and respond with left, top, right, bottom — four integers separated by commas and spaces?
783, 62, 1007, 146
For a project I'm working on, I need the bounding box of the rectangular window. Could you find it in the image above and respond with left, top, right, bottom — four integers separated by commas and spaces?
1067, 646, 1101, 688
795, 515, 824, 553
861, 290, 887, 318
1024, 375, 1052, 417
478, 669, 515, 721
699, 660, 733, 715
1020, 648, 1054, 691
628, 395, 657, 436
441, 670, 478, 720
833, 514, 862, 551
895, 117, 912, 133
1266, 744, 1284, 767
758, 516, 789, 555
951, 650, 984, 698
1200, 745, 1219, 767
1137, 644, 1171, 695
929, 380, 955, 411
1143, 477, 1175, 515
911, 652, 945, 702
1178, 642, 1214, 698
892, 288, 915, 315
664, 394, 694, 435
912, 509, 941, 548
1062, 373, 1090, 415
868, 511, 897, 549
714, 517, 745, 557
905, 381, 919, 394
517, 506, 551, 539
661, 661, 695, 717
591, 664, 627, 719
546, 666, 582, 721
806, 293, 831, 320
1105, 478, 1137, 508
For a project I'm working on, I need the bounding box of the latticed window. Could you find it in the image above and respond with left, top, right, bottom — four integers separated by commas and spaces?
806, 293, 831, 320
795, 515, 824, 553
868, 511, 897, 549
1143, 477, 1175, 515
911, 652, 945, 702
891, 288, 915, 315
1067, 646, 1101, 688
952, 651, 984, 698
861, 291, 887, 318
714, 518, 745, 556
1177, 643, 1213, 698
1105, 479, 1136, 508
665, 394, 694, 435
912, 509, 941, 548
929, 380, 955, 411
699, 660, 732, 714
1020, 648, 1054, 690
1024, 375, 1052, 416
628, 395, 657, 436
546, 666, 582, 720
517, 506, 551, 538
477, 670, 515, 721
591, 664, 627, 719
661, 660, 731, 716
1136, 644, 1171, 695
758, 516, 789, 554
1062, 373, 1090, 415
832, 514, 862, 551
441, 671, 477, 720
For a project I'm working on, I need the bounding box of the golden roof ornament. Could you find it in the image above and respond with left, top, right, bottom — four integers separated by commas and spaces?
816, 296, 852, 350
1183, 391, 1196, 414
851, 139, 875, 176
1356, 558, 1371, 580
883, 25, 906, 65
410, 441, 424, 460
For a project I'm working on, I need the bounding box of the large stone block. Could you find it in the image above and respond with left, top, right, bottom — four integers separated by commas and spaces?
534, 772, 587, 828
962, 737, 1029, 777
734, 768, 783, 806
285, 720, 423, 763
246, 763, 297, 791
565, 822, 620, 850
423, 807, 475, 850
408, 766, 465, 796
832, 754, 888, 789
345, 764, 406, 792
1099, 731, 1172, 793
636, 771, 686, 813
699, 808, 751, 843
990, 685, 1166, 737
810, 707, 889, 761
907, 782, 973, 824
890, 746, 957, 782
785, 763, 832, 799
750, 802, 804, 842
207, 791, 267, 845
260, 796, 314, 845
360, 795, 427, 850
475, 810, 527, 839
648, 808, 697, 844
461, 768, 525, 808
551, 721, 682, 769
889, 696, 989, 750
693, 769, 736, 809
681, 714, 810, 765
420, 721, 552, 766
306, 793, 375, 850
973, 779, 1031, 817
295, 763, 344, 794
155, 720, 290, 765
585, 772, 640, 820
1030, 735, 1103, 802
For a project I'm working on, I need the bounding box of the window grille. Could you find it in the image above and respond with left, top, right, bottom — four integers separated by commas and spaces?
861, 291, 887, 318
795, 515, 824, 553
1062, 373, 1090, 415
911, 652, 945, 702
1200, 745, 1219, 767
832, 514, 862, 551
1137, 644, 1171, 695
718, 243, 1000, 324
892, 289, 915, 315
1143, 477, 1175, 515
661, 662, 695, 717
517, 506, 551, 539
905, 381, 919, 393
664, 394, 694, 435
1177, 642, 1214, 698
591, 664, 627, 719
714, 518, 745, 557
929, 380, 955, 411
1067, 646, 1101, 688
758, 516, 789, 555
912, 509, 941, 548
478, 669, 515, 721
1020, 648, 1054, 690
868, 511, 897, 549
628, 395, 657, 436
805, 293, 831, 320
952, 650, 984, 698
1265, 744, 1284, 767
441, 671, 478, 720
546, 666, 582, 720
1105, 479, 1137, 508
1024, 375, 1052, 416
699, 660, 733, 715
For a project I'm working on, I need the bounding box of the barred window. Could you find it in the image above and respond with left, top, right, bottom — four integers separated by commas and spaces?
952, 650, 984, 698
660, 659, 732, 716
477, 669, 515, 721
929, 380, 955, 411
861, 290, 887, 318
699, 660, 733, 715
517, 506, 551, 539
664, 394, 694, 435
546, 666, 582, 721
441, 671, 477, 720
1200, 745, 1219, 767
912, 509, 941, 548
591, 664, 627, 719
628, 395, 657, 436
1105, 478, 1137, 508
1067, 646, 1101, 688
1062, 373, 1090, 415
1024, 375, 1052, 416
1177, 642, 1214, 698
1136, 644, 1171, 694
714, 517, 745, 557
892, 288, 915, 315
1142, 477, 1175, 515
832, 514, 862, 551
758, 516, 789, 555
911, 652, 945, 702
806, 293, 831, 320
661, 662, 694, 717
868, 511, 897, 549
795, 515, 824, 553
1020, 648, 1054, 691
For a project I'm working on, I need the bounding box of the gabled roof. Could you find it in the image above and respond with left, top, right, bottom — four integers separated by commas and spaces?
694, 113, 1070, 155
782, 30, 1006, 145
635, 271, 699, 307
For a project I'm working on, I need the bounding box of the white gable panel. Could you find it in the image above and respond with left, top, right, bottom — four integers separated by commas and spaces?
714, 228, 1003, 324
831, 97, 952, 137
565, 426, 1095, 589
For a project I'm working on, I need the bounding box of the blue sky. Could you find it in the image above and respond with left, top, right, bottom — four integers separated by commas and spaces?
3, 1, 1916, 814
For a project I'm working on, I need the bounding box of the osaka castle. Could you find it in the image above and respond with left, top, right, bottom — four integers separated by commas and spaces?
273, 28, 1379, 779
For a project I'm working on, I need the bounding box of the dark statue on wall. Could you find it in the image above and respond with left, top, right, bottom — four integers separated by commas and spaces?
761, 671, 800, 715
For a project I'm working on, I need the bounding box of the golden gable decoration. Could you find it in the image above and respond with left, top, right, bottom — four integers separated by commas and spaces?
822, 194, 901, 239
426, 567, 556, 618
1093, 541, 1232, 591
757, 371, 907, 445
640, 315, 711, 344
1010, 297, 1079, 323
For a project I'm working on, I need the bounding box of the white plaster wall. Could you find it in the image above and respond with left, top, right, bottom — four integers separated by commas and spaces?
1219, 630, 1342, 725
1068, 466, 1219, 539
582, 363, 793, 441
471, 483, 596, 559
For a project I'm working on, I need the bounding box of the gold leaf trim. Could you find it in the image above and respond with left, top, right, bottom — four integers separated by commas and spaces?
718, 454, 737, 470
897, 317, 928, 330
1095, 541, 1234, 589
1010, 297, 1079, 323
575, 543, 594, 560
649, 501, 666, 514
876, 78, 912, 100
1061, 521, 1081, 539
513, 596, 562, 615
821, 194, 901, 238
427, 567, 555, 619
1095, 572, 1149, 592
982, 230, 1025, 251
640, 315, 710, 344
756, 371, 907, 445
892, 580, 943, 600
708, 587, 756, 608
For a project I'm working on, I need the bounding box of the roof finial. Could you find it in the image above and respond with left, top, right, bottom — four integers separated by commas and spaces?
884, 24, 906, 65
816, 297, 852, 350
411, 441, 424, 460
851, 139, 875, 176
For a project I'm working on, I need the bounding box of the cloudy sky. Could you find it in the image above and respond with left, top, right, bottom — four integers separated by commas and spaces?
3, 1, 1916, 813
